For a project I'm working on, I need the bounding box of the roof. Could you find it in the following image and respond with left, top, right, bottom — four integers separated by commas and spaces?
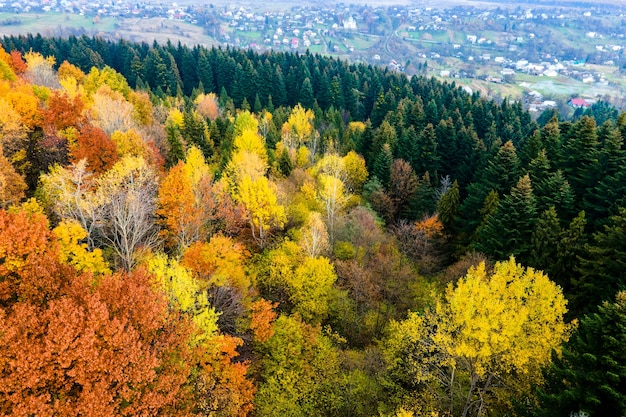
569, 98, 590, 107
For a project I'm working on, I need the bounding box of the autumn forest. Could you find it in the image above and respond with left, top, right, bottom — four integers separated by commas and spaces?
0, 34, 625, 417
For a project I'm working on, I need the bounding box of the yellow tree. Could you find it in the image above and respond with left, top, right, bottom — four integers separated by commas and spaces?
259, 240, 337, 324
317, 173, 349, 244
342, 150, 369, 194
236, 175, 285, 247
384, 257, 573, 417
52, 219, 111, 276
298, 211, 330, 258
281, 104, 314, 151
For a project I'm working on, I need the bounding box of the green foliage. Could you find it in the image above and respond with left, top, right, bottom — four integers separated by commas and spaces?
475, 174, 537, 262
537, 291, 626, 417
255, 314, 343, 417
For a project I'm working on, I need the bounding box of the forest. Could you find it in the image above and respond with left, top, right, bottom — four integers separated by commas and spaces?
0, 33, 625, 417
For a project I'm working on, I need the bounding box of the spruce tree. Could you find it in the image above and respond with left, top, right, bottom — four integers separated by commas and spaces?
574, 207, 626, 314
475, 174, 537, 262
529, 206, 561, 276
372, 143, 393, 189
415, 123, 439, 178
537, 291, 626, 417
437, 180, 460, 232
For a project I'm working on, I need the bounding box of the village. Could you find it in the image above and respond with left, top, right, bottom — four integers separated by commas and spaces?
1, 0, 626, 110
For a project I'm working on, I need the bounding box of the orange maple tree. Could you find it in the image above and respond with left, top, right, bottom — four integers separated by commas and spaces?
71, 124, 118, 174
43, 91, 86, 133
0, 210, 197, 416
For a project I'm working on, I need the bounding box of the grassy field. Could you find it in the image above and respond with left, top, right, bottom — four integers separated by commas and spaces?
0, 12, 118, 36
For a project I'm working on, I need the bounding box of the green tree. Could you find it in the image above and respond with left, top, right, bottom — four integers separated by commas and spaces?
255, 314, 342, 417
475, 174, 537, 262
372, 143, 393, 189
574, 207, 626, 314
538, 291, 626, 417
415, 123, 439, 177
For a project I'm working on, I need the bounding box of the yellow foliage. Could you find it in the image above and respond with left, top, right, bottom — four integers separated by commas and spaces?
111, 129, 149, 159
182, 235, 250, 293
233, 110, 259, 136
128, 91, 153, 126
436, 257, 572, 377
348, 121, 366, 133
342, 151, 369, 193
9, 197, 45, 216
221, 150, 268, 195
282, 104, 314, 149
52, 219, 111, 276
145, 253, 220, 345
236, 175, 286, 244
233, 129, 267, 161
167, 108, 184, 128
0, 59, 15, 81
24, 50, 56, 69
58, 60, 86, 83
5, 89, 40, 128
384, 256, 573, 416
288, 256, 337, 323
83, 66, 131, 99
0, 45, 10, 64
183, 145, 212, 186
59, 76, 85, 99
295, 146, 311, 168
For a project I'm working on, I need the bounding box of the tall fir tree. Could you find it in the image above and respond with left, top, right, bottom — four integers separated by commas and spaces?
475, 174, 537, 262
537, 291, 626, 417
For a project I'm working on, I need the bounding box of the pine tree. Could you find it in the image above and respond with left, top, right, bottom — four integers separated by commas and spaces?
415, 123, 439, 177
584, 120, 626, 229
299, 77, 315, 109
538, 291, 626, 417
437, 180, 460, 232
530, 206, 561, 275
560, 115, 599, 201
372, 143, 393, 189
475, 174, 537, 262
574, 207, 626, 314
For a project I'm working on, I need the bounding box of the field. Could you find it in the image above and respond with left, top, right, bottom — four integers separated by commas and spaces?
0, 12, 117, 36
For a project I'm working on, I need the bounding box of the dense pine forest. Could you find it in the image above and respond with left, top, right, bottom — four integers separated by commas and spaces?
0, 34, 625, 416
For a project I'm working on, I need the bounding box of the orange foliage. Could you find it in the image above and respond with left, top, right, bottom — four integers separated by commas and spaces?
0, 152, 27, 208
0, 210, 59, 305
196, 93, 220, 121
43, 91, 86, 132
57, 60, 85, 82
9, 51, 26, 75
181, 235, 250, 294
250, 298, 278, 343
157, 161, 200, 251
71, 125, 118, 174
0, 209, 197, 416
194, 334, 255, 417
414, 213, 444, 239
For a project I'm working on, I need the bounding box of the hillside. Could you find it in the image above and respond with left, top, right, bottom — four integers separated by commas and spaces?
0, 38, 625, 416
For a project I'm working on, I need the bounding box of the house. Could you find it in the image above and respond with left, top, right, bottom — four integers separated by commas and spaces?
343, 16, 357, 30
568, 98, 591, 108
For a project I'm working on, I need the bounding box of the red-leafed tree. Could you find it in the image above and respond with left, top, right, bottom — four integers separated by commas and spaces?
44, 91, 86, 133
71, 125, 118, 174
9, 50, 26, 75
0, 210, 197, 416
